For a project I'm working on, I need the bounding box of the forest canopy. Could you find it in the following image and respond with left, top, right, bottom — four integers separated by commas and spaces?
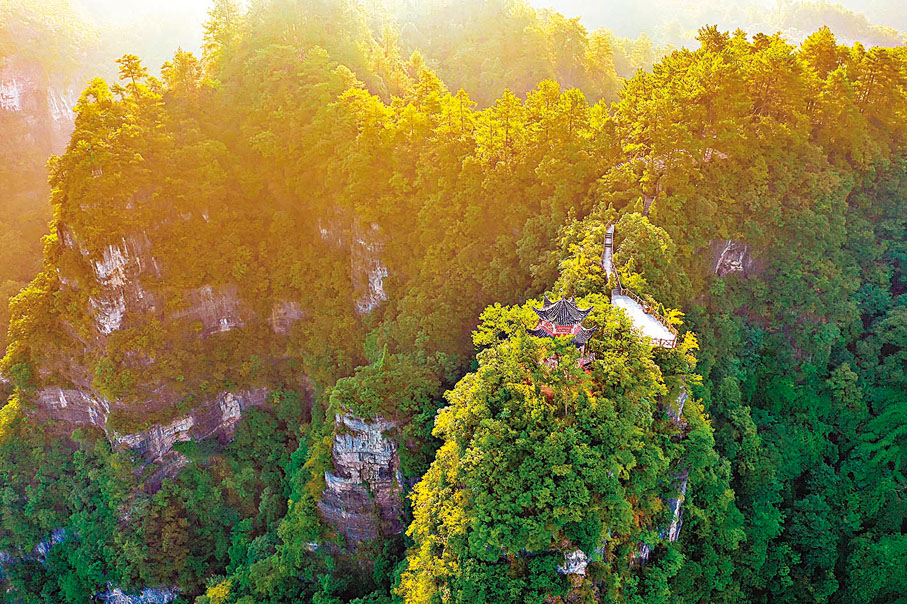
0, 1, 905, 603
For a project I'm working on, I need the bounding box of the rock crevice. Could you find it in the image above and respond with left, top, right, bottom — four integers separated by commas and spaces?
711, 239, 760, 277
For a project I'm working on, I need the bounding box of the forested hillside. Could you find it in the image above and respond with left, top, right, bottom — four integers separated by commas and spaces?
0, 1, 905, 603
0, 0, 214, 359
388, 0, 664, 105
0, 0, 91, 357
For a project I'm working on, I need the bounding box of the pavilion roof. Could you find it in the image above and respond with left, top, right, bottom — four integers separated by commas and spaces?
527, 296, 598, 348
572, 326, 598, 346
532, 296, 593, 325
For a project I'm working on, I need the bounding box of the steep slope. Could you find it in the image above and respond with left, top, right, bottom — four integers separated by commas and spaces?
1, 9, 906, 604
0, 36, 82, 357
399, 221, 740, 602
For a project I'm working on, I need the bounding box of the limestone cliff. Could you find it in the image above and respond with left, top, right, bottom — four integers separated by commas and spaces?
318, 414, 405, 545
710, 239, 761, 278
0, 59, 78, 154
3, 65, 398, 464
17, 211, 388, 466
351, 222, 388, 315
19, 224, 300, 462
322, 213, 389, 315
35, 386, 269, 463
78, 231, 162, 335
96, 586, 179, 604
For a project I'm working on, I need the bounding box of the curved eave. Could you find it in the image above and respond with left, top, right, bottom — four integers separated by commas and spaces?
572, 326, 598, 346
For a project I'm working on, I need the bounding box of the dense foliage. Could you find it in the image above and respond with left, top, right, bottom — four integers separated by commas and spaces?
0, 1, 905, 603
400, 295, 739, 604
389, 0, 662, 106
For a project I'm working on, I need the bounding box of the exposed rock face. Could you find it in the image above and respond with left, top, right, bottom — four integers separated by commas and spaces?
37, 387, 110, 427
64, 228, 255, 340
318, 211, 348, 248
634, 386, 691, 565
115, 389, 268, 460
0, 77, 25, 112
35, 386, 269, 462
711, 239, 759, 278
662, 471, 688, 543
31, 528, 69, 559
96, 586, 179, 604
631, 475, 686, 566
116, 417, 195, 459
318, 414, 404, 545
1, 530, 176, 603
10, 93, 394, 472
172, 285, 245, 336
634, 543, 652, 566
318, 211, 390, 315
0, 550, 12, 580
352, 222, 388, 314
269, 300, 305, 335
0, 528, 70, 579
666, 386, 688, 432
24, 222, 305, 463
27, 222, 288, 462
1, 60, 77, 151
88, 233, 161, 334
557, 549, 591, 576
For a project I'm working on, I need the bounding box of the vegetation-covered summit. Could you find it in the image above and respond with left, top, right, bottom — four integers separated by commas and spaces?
0, 0, 905, 603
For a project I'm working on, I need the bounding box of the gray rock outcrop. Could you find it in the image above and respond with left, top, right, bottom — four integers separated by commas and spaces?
711, 239, 760, 277
96, 586, 179, 604
0, 60, 77, 151
87, 233, 161, 334
35, 387, 269, 463
352, 222, 388, 314
318, 414, 404, 545
171, 285, 245, 337
557, 549, 591, 576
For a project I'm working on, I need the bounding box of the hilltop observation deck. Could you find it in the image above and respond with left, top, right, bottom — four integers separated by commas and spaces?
602, 224, 678, 348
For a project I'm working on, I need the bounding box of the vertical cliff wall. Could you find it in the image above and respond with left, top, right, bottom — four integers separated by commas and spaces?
318, 414, 405, 545
710, 239, 762, 278
0, 59, 78, 153
16, 196, 395, 466
23, 223, 303, 464
16, 204, 395, 465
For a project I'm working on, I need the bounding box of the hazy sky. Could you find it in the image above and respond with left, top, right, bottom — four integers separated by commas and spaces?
71, 0, 907, 35
527, 0, 906, 38
71, 0, 209, 72
75, 0, 209, 27
69, 0, 906, 75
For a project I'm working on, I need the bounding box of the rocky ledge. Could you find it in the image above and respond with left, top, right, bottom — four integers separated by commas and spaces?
34, 387, 269, 462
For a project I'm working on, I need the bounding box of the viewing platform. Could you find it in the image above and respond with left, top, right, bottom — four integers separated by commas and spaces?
602, 224, 678, 348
